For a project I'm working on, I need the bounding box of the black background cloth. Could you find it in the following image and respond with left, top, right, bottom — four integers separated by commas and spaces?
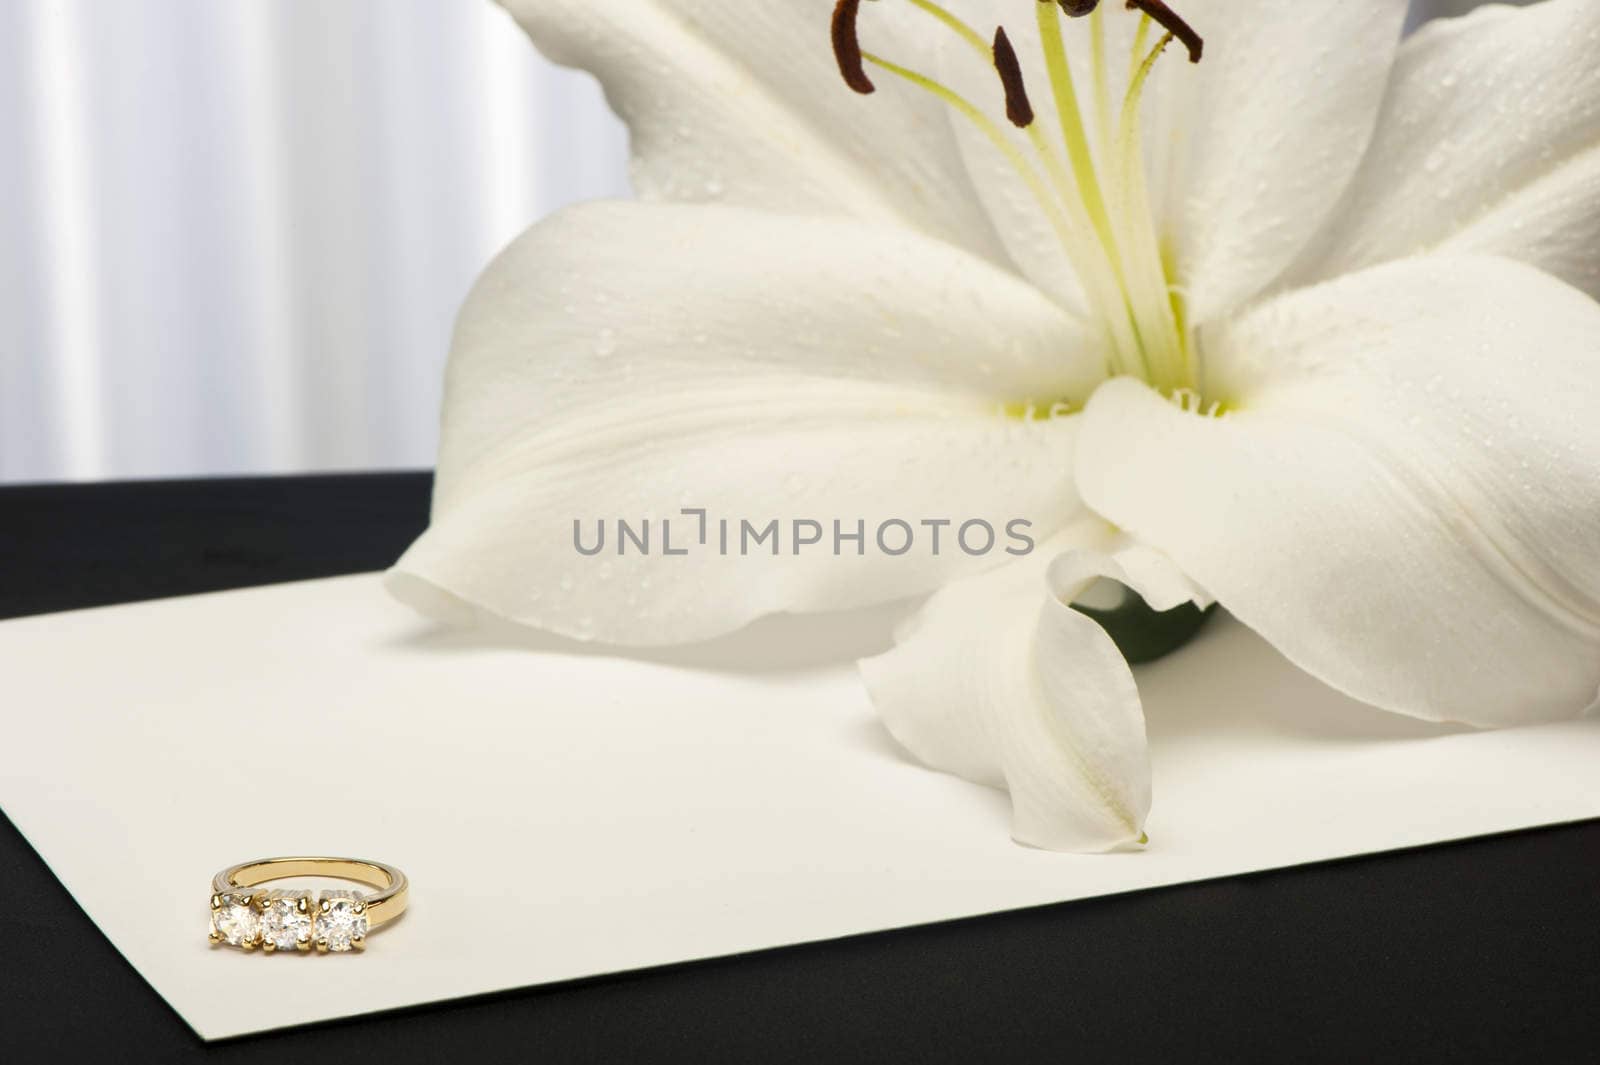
1, 473, 1595, 1064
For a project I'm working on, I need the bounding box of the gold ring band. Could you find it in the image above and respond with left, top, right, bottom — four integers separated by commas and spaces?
208, 856, 408, 954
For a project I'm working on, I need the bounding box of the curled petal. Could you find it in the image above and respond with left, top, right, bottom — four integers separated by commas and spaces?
860, 527, 1208, 852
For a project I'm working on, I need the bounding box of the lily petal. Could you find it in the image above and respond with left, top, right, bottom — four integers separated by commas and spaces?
389, 201, 1104, 645
860, 525, 1203, 851
1153, 0, 1409, 324
497, 0, 1007, 264
1076, 256, 1600, 727
1291, 0, 1600, 301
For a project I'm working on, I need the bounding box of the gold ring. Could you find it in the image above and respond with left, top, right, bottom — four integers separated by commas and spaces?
208, 857, 408, 954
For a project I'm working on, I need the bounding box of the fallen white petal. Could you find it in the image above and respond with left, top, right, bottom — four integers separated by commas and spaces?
860, 525, 1209, 852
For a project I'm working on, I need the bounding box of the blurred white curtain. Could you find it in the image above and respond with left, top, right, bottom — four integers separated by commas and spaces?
0, 0, 628, 482
0, 0, 1523, 483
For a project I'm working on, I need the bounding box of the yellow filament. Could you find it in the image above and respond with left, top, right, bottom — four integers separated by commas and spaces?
1115, 28, 1188, 390
1034, 2, 1116, 257
1025, 123, 1152, 381
1129, 16, 1153, 85
1090, 7, 1114, 164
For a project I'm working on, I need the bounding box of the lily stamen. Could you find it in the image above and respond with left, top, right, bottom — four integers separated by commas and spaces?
1126, 0, 1203, 63
1047, 0, 1201, 63
831, 0, 875, 94
993, 27, 1035, 129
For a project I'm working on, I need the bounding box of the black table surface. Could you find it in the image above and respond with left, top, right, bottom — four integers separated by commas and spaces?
1, 473, 1595, 1064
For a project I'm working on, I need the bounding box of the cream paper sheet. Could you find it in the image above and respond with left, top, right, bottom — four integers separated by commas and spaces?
0, 575, 1595, 1039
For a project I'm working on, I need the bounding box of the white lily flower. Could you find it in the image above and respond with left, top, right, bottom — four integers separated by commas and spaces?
390, 0, 1600, 851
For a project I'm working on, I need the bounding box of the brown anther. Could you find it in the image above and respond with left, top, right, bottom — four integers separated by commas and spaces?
831, 0, 875, 94
1051, 0, 1101, 16
992, 27, 1035, 129
1127, 0, 1203, 63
